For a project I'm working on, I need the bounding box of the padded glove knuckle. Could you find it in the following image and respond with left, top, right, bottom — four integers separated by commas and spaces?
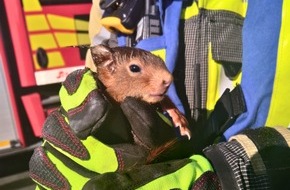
42, 109, 90, 160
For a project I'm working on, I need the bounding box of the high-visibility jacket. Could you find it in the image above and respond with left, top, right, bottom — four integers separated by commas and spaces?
175, 0, 247, 126
224, 0, 290, 139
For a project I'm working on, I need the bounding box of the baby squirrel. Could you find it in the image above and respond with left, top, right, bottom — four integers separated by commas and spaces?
90, 44, 191, 140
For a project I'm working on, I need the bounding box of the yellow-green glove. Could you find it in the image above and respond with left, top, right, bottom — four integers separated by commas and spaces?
29, 68, 213, 190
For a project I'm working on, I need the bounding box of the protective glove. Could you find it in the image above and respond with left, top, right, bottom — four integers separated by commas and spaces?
203, 126, 290, 190
82, 154, 213, 190
29, 68, 202, 190
29, 108, 149, 190
29, 68, 151, 189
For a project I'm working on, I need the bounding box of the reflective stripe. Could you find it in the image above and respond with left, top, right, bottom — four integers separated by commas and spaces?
229, 134, 266, 175
198, 0, 247, 17
206, 43, 242, 111
181, 0, 247, 20
274, 127, 290, 146
266, 0, 290, 127
151, 48, 166, 61
181, 1, 199, 19
207, 43, 221, 111
183, 2, 245, 113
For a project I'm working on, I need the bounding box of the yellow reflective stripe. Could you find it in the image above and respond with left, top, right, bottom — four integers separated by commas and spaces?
181, 0, 247, 20
207, 43, 221, 111
151, 49, 166, 61
59, 70, 97, 112
207, 44, 242, 112
198, 0, 248, 17
233, 71, 242, 85
266, 1, 290, 127
181, 1, 199, 19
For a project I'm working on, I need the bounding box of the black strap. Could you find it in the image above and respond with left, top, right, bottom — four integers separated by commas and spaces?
208, 84, 246, 139
188, 85, 246, 154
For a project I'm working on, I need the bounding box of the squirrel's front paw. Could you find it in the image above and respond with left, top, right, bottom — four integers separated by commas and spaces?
166, 108, 191, 140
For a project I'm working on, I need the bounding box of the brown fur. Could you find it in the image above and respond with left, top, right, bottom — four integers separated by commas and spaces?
90, 45, 173, 103
90, 45, 191, 153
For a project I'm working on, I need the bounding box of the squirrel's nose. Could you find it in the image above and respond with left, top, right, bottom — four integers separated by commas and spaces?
162, 74, 173, 87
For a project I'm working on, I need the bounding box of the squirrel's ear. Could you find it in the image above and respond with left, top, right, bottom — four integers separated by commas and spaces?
90, 44, 115, 72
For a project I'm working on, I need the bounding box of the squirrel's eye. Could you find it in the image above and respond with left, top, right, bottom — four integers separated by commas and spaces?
129, 64, 141, 73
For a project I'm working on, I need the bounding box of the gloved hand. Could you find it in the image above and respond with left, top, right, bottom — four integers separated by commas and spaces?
28, 68, 147, 189
203, 126, 290, 190
82, 154, 213, 190
29, 108, 149, 190
29, 68, 195, 190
